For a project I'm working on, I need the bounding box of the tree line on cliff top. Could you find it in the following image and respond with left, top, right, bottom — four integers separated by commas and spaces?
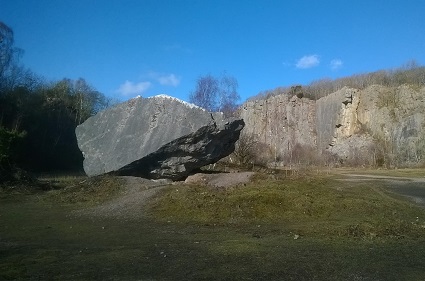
251, 60, 425, 101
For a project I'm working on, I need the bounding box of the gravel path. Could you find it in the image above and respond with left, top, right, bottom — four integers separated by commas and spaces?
74, 176, 170, 219
344, 174, 425, 183
341, 173, 425, 207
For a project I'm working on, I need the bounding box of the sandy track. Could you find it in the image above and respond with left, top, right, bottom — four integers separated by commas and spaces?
73, 176, 170, 219
343, 173, 425, 183
340, 173, 425, 207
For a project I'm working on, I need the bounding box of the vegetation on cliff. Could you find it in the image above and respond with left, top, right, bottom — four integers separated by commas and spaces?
238, 62, 425, 169
251, 60, 425, 101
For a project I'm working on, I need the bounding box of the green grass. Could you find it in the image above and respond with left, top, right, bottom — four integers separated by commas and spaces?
42, 175, 124, 205
148, 175, 425, 239
1, 173, 425, 280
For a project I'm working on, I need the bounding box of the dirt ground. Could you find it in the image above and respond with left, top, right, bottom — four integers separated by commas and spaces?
184, 171, 255, 188
74, 171, 425, 219
340, 173, 425, 207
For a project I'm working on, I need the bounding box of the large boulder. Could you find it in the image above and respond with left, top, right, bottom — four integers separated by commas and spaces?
112, 118, 244, 180
75, 95, 244, 179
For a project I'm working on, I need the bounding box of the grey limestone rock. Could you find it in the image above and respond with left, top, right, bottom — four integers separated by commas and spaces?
241, 84, 425, 166
239, 92, 316, 162
75, 95, 244, 179
112, 118, 245, 180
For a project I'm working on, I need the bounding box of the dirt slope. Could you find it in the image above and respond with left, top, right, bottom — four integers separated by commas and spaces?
74, 172, 255, 219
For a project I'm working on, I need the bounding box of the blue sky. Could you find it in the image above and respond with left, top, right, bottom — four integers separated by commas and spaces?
1, 0, 424, 103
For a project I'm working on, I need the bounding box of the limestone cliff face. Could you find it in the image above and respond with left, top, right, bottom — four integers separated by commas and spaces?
356, 85, 425, 164
240, 85, 425, 166
315, 87, 361, 149
239, 94, 316, 161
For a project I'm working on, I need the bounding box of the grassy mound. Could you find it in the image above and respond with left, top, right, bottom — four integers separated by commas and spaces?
148, 174, 425, 239
42, 175, 125, 205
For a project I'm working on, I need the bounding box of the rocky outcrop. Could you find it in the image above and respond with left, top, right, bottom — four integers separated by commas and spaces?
76, 95, 244, 178
356, 85, 425, 165
240, 85, 425, 166
111, 118, 244, 180
239, 94, 316, 162
316, 85, 425, 165
315, 87, 361, 149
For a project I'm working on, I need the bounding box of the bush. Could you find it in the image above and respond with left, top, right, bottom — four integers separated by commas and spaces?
0, 127, 27, 183
231, 134, 257, 166
0, 127, 25, 169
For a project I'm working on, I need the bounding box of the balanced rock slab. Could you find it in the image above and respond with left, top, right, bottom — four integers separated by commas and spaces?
75, 95, 244, 179
112, 117, 244, 180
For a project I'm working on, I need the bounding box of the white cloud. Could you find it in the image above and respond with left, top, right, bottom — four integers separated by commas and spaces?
116, 80, 151, 96
282, 61, 291, 67
296, 55, 320, 69
157, 73, 181, 87
147, 72, 181, 87
330, 59, 343, 70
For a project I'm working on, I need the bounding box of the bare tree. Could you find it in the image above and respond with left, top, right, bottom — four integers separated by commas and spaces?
189, 73, 240, 116
189, 74, 219, 111
219, 74, 240, 117
0, 22, 14, 79
0, 21, 29, 92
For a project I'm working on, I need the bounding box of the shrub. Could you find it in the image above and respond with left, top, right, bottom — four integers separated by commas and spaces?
0, 127, 26, 169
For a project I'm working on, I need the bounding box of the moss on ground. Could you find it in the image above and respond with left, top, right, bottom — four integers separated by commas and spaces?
148, 175, 425, 239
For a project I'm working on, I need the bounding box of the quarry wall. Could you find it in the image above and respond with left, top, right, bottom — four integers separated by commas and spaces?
239, 85, 425, 166
239, 94, 316, 162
